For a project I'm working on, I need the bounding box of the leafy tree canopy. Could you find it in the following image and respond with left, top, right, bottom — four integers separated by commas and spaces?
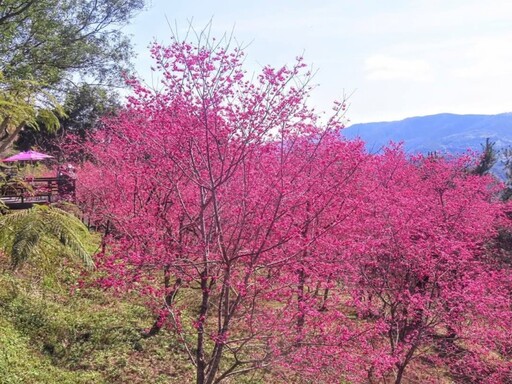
0, 0, 145, 86
0, 72, 66, 154
0, 0, 145, 155
16, 83, 121, 153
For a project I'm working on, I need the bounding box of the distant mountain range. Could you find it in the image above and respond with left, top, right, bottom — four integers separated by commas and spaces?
342, 113, 512, 155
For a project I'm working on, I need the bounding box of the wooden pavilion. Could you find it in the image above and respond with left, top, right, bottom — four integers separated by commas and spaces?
1, 151, 76, 209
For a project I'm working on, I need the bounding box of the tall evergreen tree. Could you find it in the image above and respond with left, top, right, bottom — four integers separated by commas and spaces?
472, 138, 497, 176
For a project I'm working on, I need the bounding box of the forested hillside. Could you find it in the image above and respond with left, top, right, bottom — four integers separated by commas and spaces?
343, 113, 512, 154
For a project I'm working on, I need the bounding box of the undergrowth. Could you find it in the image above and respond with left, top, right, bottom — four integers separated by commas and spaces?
0, 256, 194, 383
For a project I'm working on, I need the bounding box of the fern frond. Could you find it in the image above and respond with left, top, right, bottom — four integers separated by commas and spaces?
11, 227, 43, 269
42, 208, 94, 269
0, 205, 95, 270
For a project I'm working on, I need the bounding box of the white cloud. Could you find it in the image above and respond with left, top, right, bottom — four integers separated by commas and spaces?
364, 55, 433, 81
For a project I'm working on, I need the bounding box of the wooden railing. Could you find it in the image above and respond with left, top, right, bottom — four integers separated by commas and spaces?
0, 177, 75, 208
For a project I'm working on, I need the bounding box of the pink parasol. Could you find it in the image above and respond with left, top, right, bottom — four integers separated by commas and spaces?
2, 150, 54, 162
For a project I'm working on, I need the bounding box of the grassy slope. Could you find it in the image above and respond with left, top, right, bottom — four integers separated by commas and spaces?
0, 261, 195, 383
0, 317, 99, 384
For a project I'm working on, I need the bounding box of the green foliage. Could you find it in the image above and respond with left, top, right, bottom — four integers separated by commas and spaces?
0, 72, 64, 128
0, 0, 145, 86
0, 205, 94, 270
500, 147, 512, 201
0, 72, 66, 154
16, 83, 121, 152
0, 0, 144, 155
61, 84, 120, 134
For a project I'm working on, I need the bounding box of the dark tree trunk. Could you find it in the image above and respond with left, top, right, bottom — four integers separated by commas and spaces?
142, 268, 181, 338
297, 267, 306, 331
196, 269, 210, 384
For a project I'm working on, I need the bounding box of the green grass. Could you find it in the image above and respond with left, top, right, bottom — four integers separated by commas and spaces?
0, 263, 194, 383
0, 312, 100, 383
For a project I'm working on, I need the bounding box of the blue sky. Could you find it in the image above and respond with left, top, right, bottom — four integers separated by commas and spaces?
124, 0, 512, 124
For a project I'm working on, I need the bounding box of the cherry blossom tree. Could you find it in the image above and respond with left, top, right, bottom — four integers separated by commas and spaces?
76, 32, 365, 384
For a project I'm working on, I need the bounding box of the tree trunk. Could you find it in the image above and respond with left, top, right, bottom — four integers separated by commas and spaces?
196, 269, 210, 384
204, 266, 231, 384
297, 267, 306, 331
142, 269, 181, 338
0, 120, 25, 155
394, 364, 406, 384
